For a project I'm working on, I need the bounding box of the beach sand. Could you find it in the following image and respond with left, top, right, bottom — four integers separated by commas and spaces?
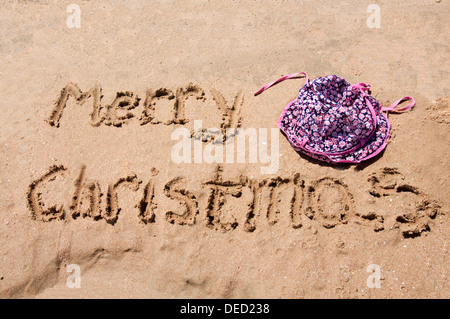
0, 0, 448, 298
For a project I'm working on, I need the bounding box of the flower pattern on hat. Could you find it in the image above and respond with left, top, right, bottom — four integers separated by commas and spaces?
278, 75, 390, 163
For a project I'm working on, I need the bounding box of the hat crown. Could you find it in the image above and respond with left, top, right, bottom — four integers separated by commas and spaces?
294, 75, 378, 155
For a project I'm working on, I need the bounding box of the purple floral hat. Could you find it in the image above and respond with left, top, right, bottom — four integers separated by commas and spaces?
255, 72, 415, 164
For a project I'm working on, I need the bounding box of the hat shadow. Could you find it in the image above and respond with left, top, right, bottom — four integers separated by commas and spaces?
294, 147, 387, 170
354, 148, 387, 171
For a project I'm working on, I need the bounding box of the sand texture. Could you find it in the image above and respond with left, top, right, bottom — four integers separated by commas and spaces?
0, 0, 448, 298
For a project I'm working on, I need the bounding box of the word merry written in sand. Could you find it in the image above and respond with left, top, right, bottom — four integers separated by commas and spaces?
46, 83, 280, 174
46, 82, 242, 131
27, 165, 439, 237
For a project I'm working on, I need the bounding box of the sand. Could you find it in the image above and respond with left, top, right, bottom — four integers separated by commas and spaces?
0, 0, 448, 299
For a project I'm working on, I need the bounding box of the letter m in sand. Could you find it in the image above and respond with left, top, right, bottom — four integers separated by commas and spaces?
47, 82, 103, 127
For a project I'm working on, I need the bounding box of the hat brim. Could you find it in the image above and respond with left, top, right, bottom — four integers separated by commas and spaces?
278, 100, 391, 164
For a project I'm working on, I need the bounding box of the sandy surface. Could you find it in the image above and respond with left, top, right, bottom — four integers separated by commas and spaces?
0, 0, 448, 298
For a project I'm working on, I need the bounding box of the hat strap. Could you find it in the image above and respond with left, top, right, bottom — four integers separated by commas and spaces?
254, 72, 309, 96
352, 82, 371, 91
381, 96, 415, 115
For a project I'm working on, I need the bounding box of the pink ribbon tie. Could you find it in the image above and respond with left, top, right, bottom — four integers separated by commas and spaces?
381, 96, 415, 114
254, 72, 309, 96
